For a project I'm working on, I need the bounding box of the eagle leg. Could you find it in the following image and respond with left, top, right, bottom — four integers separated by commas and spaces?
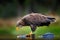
26, 24, 36, 37
30, 24, 37, 33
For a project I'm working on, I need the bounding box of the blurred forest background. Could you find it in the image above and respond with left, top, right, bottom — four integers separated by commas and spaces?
0, 0, 60, 39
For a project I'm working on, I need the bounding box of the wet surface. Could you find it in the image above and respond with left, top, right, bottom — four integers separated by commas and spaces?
0, 34, 60, 40
17, 34, 60, 40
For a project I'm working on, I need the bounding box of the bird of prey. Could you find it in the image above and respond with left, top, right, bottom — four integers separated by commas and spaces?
16, 13, 56, 35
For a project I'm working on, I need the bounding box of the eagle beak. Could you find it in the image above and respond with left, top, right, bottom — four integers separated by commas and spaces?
16, 27, 19, 31
16, 25, 22, 31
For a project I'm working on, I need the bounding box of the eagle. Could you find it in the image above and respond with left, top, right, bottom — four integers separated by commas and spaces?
16, 13, 56, 35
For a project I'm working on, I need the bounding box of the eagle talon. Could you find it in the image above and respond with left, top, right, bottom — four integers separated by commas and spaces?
26, 31, 33, 37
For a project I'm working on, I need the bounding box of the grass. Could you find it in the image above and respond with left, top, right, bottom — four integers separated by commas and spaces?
16, 22, 60, 38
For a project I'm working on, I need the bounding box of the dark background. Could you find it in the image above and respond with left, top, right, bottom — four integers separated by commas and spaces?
0, 0, 60, 18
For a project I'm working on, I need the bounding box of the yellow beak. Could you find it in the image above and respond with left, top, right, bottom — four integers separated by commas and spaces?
16, 27, 19, 31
